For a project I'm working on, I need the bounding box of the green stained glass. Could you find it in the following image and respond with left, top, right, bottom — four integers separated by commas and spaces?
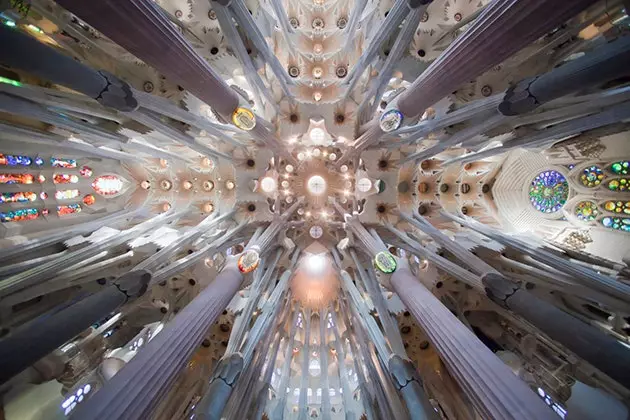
529, 170, 569, 213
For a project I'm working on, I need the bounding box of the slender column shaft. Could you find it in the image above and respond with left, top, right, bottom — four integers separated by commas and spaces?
0, 25, 136, 111
0, 270, 150, 384
56, 0, 239, 118
0, 209, 188, 297
482, 274, 630, 388
70, 260, 244, 419
499, 36, 630, 115
298, 309, 311, 420
390, 265, 555, 419
272, 309, 300, 419
0, 208, 138, 263
329, 311, 358, 420
397, 0, 599, 118
442, 212, 630, 300
319, 308, 331, 420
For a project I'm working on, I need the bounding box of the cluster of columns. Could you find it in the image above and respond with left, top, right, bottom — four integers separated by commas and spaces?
342, 206, 630, 418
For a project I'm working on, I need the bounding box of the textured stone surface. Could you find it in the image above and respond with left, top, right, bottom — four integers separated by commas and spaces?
391, 266, 556, 420
397, 0, 599, 118
70, 260, 243, 419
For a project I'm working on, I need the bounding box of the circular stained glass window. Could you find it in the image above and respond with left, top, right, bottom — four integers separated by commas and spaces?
574, 201, 598, 222
580, 165, 604, 188
528, 170, 569, 213
309, 225, 323, 239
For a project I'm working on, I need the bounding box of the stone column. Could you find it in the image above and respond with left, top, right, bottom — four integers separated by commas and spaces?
388, 355, 438, 420
55, 0, 240, 118
499, 36, 630, 115
0, 270, 150, 384
483, 273, 630, 388
390, 264, 556, 420
396, 0, 599, 119
195, 353, 245, 420
0, 25, 137, 111
69, 259, 244, 419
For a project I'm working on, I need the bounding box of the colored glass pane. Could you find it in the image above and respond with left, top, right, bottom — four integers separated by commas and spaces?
53, 173, 79, 184
51, 157, 77, 168
0, 191, 37, 203
0, 153, 32, 166
580, 166, 604, 188
80, 166, 93, 177
374, 251, 397, 274
607, 178, 629, 192
0, 208, 39, 222
610, 161, 629, 175
0, 76, 22, 87
528, 170, 569, 213
601, 217, 630, 232
40, 192, 48, 200
574, 201, 599, 222
238, 249, 260, 273
603, 201, 630, 215
55, 189, 79, 200
0, 173, 35, 184
34, 157, 44, 166
83, 194, 95, 205
92, 175, 123, 196
57, 204, 81, 216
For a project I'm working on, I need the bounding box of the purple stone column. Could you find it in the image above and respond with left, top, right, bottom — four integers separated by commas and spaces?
70, 259, 244, 420
56, 0, 240, 118
397, 0, 599, 119
390, 266, 556, 420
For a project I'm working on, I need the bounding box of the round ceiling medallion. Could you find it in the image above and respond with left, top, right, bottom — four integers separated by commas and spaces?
307, 175, 327, 196
238, 249, 260, 273
379, 109, 403, 132
232, 107, 256, 131
309, 225, 323, 239
374, 251, 397, 274
357, 178, 372, 193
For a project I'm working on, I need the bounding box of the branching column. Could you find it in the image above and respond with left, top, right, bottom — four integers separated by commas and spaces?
69, 258, 245, 419
396, 0, 600, 119
390, 263, 556, 419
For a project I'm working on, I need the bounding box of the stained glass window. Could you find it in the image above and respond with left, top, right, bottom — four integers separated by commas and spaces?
0, 191, 37, 204
574, 201, 599, 221
79, 166, 93, 177
55, 189, 80, 200
610, 161, 629, 176
34, 157, 44, 166
528, 171, 569, 213
92, 175, 123, 196
0, 153, 32, 166
607, 178, 628, 192
580, 166, 604, 188
40, 192, 48, 200
0, 173, 36, 184
53, 174, 79, 184
0, 208, 39, 222
57, 204, 81, 216
83, 194, 95, 205
604, 201, 630, 215
51, 157, 77, 168
601, 217, 630, 232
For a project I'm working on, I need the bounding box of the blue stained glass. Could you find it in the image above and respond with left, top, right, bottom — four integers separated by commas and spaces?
528, 170, 569, 213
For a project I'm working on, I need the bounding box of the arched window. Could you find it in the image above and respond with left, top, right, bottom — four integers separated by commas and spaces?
92, 175, 123, 196
574, 201, 599, 222
601, 217, 630, 232
580, 165, 604, 188
0, 208, 39, 222
51, 157, 77, 168
0, 191, 37, 203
